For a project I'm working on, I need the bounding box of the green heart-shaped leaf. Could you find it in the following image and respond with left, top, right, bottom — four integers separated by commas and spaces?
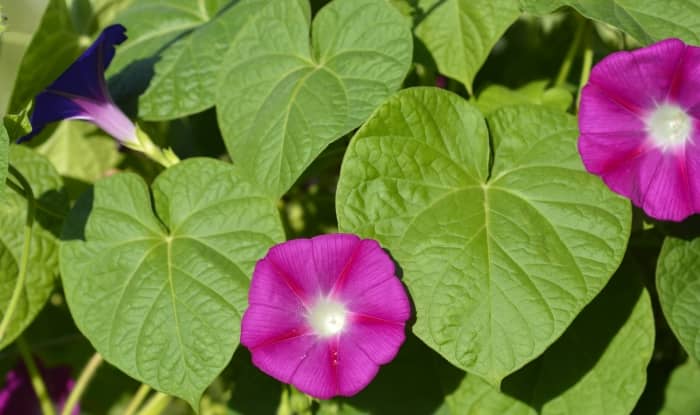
520, 0, 700, 44
60, 158, 285, 409
8, 0, 83, 112
0, 146, 68, 349
659, 359, 700, 415
108, 0, 228, 76
36, 122, 124, 184
336, 88, 631, 383
476, 81, 573, 115
656, 236, 700, 362
409, 0, 521, 93
216, 0, 412, 197
438, 266, 654, 415
0, 126, 7, 200
138, 0, 267, 120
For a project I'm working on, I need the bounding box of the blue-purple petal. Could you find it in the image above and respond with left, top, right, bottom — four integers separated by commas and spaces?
16, 93, 88, 143
17, 24, 128, 143
48, 24, 127, 99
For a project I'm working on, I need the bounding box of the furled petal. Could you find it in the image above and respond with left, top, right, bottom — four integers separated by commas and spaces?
18, 24, 135, 144
49, 24, 126, 99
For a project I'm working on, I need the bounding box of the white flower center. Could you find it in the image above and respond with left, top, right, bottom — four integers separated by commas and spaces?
307, 298, 347, 337
645, 104, 693, 151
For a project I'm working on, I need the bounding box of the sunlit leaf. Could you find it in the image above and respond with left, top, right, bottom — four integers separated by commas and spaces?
216, 0, 412, 197
60, 158, 285, 409
336, 88, 631, 383
409, 0, 521, 93
520, 0, 700, 44
437, 267, 654, 415
0, 146, 68, 350
657, 236, 700, 362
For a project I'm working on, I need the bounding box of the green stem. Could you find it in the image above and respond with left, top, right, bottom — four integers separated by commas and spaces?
555, 16, 586, 87
576, 23, 594, 113
0, 165, 35, 343
60, 353, 103, 415
123, 384, 152, 415
16, 337, 56, 415
136, 392, 171, 415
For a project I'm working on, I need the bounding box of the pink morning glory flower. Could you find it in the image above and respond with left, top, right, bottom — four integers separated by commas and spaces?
579, 38, 700, 222
18, 24, 136, 145
0, 360, 78, 415
241, 233, 411, 399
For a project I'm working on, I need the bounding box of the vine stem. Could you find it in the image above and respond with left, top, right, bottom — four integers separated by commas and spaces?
16, 336, 56, 415
123, 383, 152, 415
555, 16, 587, 88
0, 165, 35, 343
576, 22, 594, 113
136, 392, 171, 415
60, 353, 104, 415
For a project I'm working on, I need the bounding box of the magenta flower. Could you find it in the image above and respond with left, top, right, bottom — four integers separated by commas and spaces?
0, 360, 78, 415
579, 38, 700, 221
18, 24, 136, 145
241, 234, 411, 399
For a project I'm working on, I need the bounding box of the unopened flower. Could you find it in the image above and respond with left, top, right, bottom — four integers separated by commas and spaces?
241, 234, 410, 399
0, 360, 78, 415
579, 38, 700, 221
18, 24, 136, 145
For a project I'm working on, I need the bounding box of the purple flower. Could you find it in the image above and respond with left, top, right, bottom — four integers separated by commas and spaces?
579, 38, 700, 221
241, 234, 411, 399
0, 360, 78, 415
18, 24, 136, 145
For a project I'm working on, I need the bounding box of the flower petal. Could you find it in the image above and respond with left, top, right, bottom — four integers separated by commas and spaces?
664, 43, 700, 111
587, 38, 686, 112
248, 258, 308, 311
49, 24, 126, 99
600, 147, 694, 221
248, 331, 318, 387
264, 239, 319, 304
18, 24, 131, 143
331, 240, 406, 313
334, 335, 381, 397
289, 340, 341, 399
311, 233, 361, 294
241, 304, 311, 350
16, 93, 88, 143
347, 276, 411, 323
345, 317, 406, 365
579, 83, 646, 135
578, 129, 648, 176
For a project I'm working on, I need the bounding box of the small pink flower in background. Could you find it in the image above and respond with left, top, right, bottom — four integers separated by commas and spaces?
241, 233, 410, 399
435, 75, 448, 89
0, 360, 78, 415
579, 38, 700, 222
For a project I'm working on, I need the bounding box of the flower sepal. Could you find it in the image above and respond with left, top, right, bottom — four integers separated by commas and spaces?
130, 126, 180, 168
